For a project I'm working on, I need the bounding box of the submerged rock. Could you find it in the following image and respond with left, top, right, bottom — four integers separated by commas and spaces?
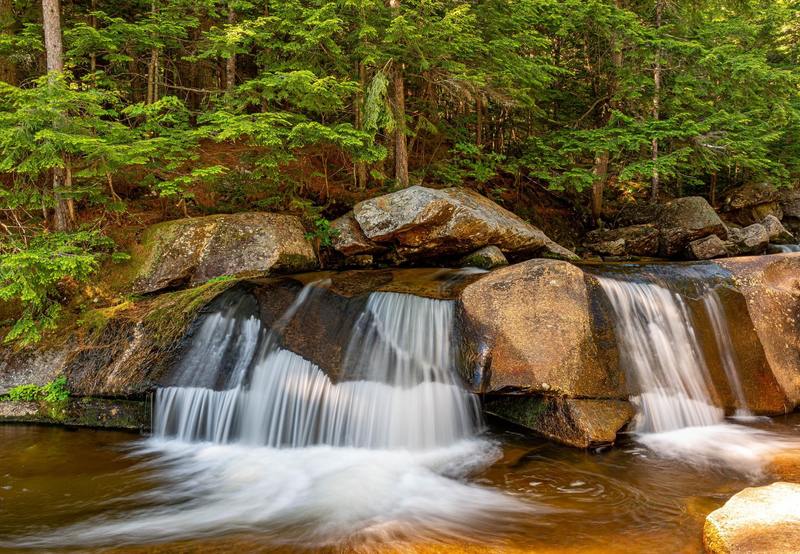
458, 259, 624, 398
703, 482, 800, 554
458, 245, 508, 269
485, 396, 634, 448
688, 234, 728, 260
129, 213, 318, 295
349, 186, 577, 261
656, 197, 728, 257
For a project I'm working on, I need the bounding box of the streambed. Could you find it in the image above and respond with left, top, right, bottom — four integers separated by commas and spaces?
1, 418, 798, 553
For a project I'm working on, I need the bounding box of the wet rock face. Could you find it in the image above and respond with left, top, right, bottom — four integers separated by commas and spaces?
703, 482, 800, 554
130, 213, 318, 295
656, 197, 728, 257
484, 396, 634, 448
723, 182, 784, 225
584, 224, 660, 258
340, 186, 577, 261
716, 255, 800, 409
458, 259, 625, 399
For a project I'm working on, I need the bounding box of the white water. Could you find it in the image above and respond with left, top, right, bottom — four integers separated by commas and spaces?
30, 281, 532, 549
155, 287, 480, 449
703, 290, 751, 417
770, 243, 800, 253
599, 274, 797, 475
597, 277, 722, 433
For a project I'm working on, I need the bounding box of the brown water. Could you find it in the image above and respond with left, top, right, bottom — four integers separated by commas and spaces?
1, 418, 798, 554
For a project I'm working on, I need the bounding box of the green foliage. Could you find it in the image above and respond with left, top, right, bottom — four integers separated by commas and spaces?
305, 217, 340, 247
2, 376, 70, 404
0, 231, 115, 345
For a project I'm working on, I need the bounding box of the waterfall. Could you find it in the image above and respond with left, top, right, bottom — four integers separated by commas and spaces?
154, 284, 480, 450
702, 290, 751, 417
596, 277, 723, 433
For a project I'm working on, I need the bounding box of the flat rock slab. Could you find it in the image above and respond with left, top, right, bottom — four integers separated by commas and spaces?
704, 482, 800, 553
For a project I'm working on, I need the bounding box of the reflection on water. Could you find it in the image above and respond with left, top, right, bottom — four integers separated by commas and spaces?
2, 418, 799, 553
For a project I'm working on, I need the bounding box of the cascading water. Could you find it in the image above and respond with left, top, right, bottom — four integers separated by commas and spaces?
703, 290, 751, 417
597, 268, 796, 474
155, 285, 480, 449
28, 276, 531, 550
769, 243, 800, 253
597, 277, 723, 433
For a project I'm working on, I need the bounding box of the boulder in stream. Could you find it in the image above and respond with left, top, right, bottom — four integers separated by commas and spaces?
656, 197, 728, 257
716, 255, 800, 410
458, 245, 508, 269
458, 259, 625, 399
129, 213, 318, 295
722, 182, 783, 226
343, 186, 577, 261
703, 482, 800, 554
727, 224, 769, 256
583, 224, 660, 258
688, 234, 728, 260
485, 396, 634, 448
761, 214, 795, 244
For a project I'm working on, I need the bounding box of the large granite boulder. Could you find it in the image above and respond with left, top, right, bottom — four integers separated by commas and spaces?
584, 224, 660, 258
716, 255, 800, 410
458, 259, 624, 398
656, 197, 728, 257
704, 482, 800, 554
485, 396, 634, 448
333, 186, 577, 262
727, 224, 769, 256
723, 182, 783, 225
128, 213, 318, 295
779, 188, 800, 234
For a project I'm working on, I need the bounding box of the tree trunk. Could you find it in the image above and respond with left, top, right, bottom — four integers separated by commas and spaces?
354, 61, 368, 190
42, 0, 72, 231
389, 0, 409, 188
651, 0, 663, 202
0, 0, 16, 84
225, 4, 236, 92
476, 93, 483, 147
146, 0, 158, 104
592, 151, 609, 224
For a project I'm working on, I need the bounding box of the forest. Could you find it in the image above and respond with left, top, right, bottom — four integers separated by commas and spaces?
1, 0, 799, 343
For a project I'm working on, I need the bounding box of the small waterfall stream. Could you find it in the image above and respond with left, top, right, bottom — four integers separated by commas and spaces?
596, 268, 795, 473
154, 284, 480, 449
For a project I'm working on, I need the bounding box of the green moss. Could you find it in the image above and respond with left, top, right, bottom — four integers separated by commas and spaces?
141, 278, 238, 346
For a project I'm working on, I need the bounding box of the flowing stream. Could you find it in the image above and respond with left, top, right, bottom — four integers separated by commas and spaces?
596, 268, 796, 473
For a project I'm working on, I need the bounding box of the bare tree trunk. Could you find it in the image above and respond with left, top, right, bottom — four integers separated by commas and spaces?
651, 0, 663, 202
0, 0, 16, 84
476, 93, 483, 148
225, 3, 236, 92
592, 152, 609, 223
710, 172, 717, 208
389, 0, 409, 188
42, 0, 72, 231
146, 0, 158, 104
354, 61, 368, 189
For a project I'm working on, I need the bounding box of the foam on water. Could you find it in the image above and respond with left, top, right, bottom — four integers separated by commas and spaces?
22, 279, 531, 549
